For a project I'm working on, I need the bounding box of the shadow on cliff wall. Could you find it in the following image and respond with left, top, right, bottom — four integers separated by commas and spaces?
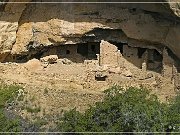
18, 2, 179, 24
0, 1, 179, 26
1, 2, 180, 71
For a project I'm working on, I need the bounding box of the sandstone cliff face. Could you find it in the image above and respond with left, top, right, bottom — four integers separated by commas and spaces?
1, 0, 180, 121
0, 0, 180, 61
0, 0, 31, 60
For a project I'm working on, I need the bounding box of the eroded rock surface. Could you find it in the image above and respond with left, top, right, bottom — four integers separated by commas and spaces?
0, 0, 180, 59
1, 0, 180, 127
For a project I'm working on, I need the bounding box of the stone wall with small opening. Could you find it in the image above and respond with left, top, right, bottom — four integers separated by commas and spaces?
100, 41, 119, 67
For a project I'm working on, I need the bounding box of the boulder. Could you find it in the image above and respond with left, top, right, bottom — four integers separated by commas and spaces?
62, 58, 72, 65
40, 55, 58, 64
24, 58, 42, 71
122, 70, 133, 77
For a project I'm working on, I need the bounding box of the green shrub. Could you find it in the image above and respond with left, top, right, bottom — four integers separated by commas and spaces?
34, 117, 48, 128
0, 84, 22, 132
0, 108, 20, 132
58, 86, 180, 133
167, 93, 180, 132
0, 85, 20, 108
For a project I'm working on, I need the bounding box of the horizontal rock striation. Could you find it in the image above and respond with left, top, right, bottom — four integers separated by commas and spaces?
0, 0, 180, 61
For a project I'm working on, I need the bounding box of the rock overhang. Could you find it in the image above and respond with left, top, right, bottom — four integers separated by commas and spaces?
0, 0, 180, 60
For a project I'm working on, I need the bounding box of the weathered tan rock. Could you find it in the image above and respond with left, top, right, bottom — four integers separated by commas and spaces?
0, 0, 180, 124
0, 0, 180, 60
24, 58, 42, 71
122, 70, 133, 77
11, 23, 33, 54
40, 55, 58, 64
108, 67, 122, 74
0, 0, 31, 60
165, 25, 180, 59
0, 50, 11, 62
165, 0, 180, 17
61, 58, 72, 65
0, 22, 17, 51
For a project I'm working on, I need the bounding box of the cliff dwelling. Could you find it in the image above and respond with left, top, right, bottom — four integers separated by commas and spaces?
0, 1, 180, 108
10, 40, 164, 72
3, 38, 179, 92
1, 27, 179, 94
1, 1, 180, 131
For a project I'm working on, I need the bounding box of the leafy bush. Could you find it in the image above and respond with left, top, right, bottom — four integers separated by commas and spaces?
166, 93, 180, 132
0, 85, 20, 108
58, 86, 180, 133
0, 84, 21, 132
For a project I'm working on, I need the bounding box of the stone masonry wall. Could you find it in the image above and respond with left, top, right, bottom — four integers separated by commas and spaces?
100, 40, 118, 67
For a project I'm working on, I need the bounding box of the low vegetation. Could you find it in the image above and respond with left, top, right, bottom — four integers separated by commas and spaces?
0, 84, 21, 132
26, 106, 41, 113
58, 86, 180, 133
0, 84, 179, 133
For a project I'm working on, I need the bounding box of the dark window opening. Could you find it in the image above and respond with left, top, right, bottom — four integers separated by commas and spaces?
95, 76, 107, 81
66, 50, 70, 54
58, 46, 66, 56
88, 42, 100, 59
77, 43, 88, 57
137, 48, 146, 58
147, 49, 163, 73
154, 50, 163, 62
118, 45, 124, 54
12, 56, 16, 60
91, 45, 96, 52
109, 41, 127, 54
77, 42, 100, 60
